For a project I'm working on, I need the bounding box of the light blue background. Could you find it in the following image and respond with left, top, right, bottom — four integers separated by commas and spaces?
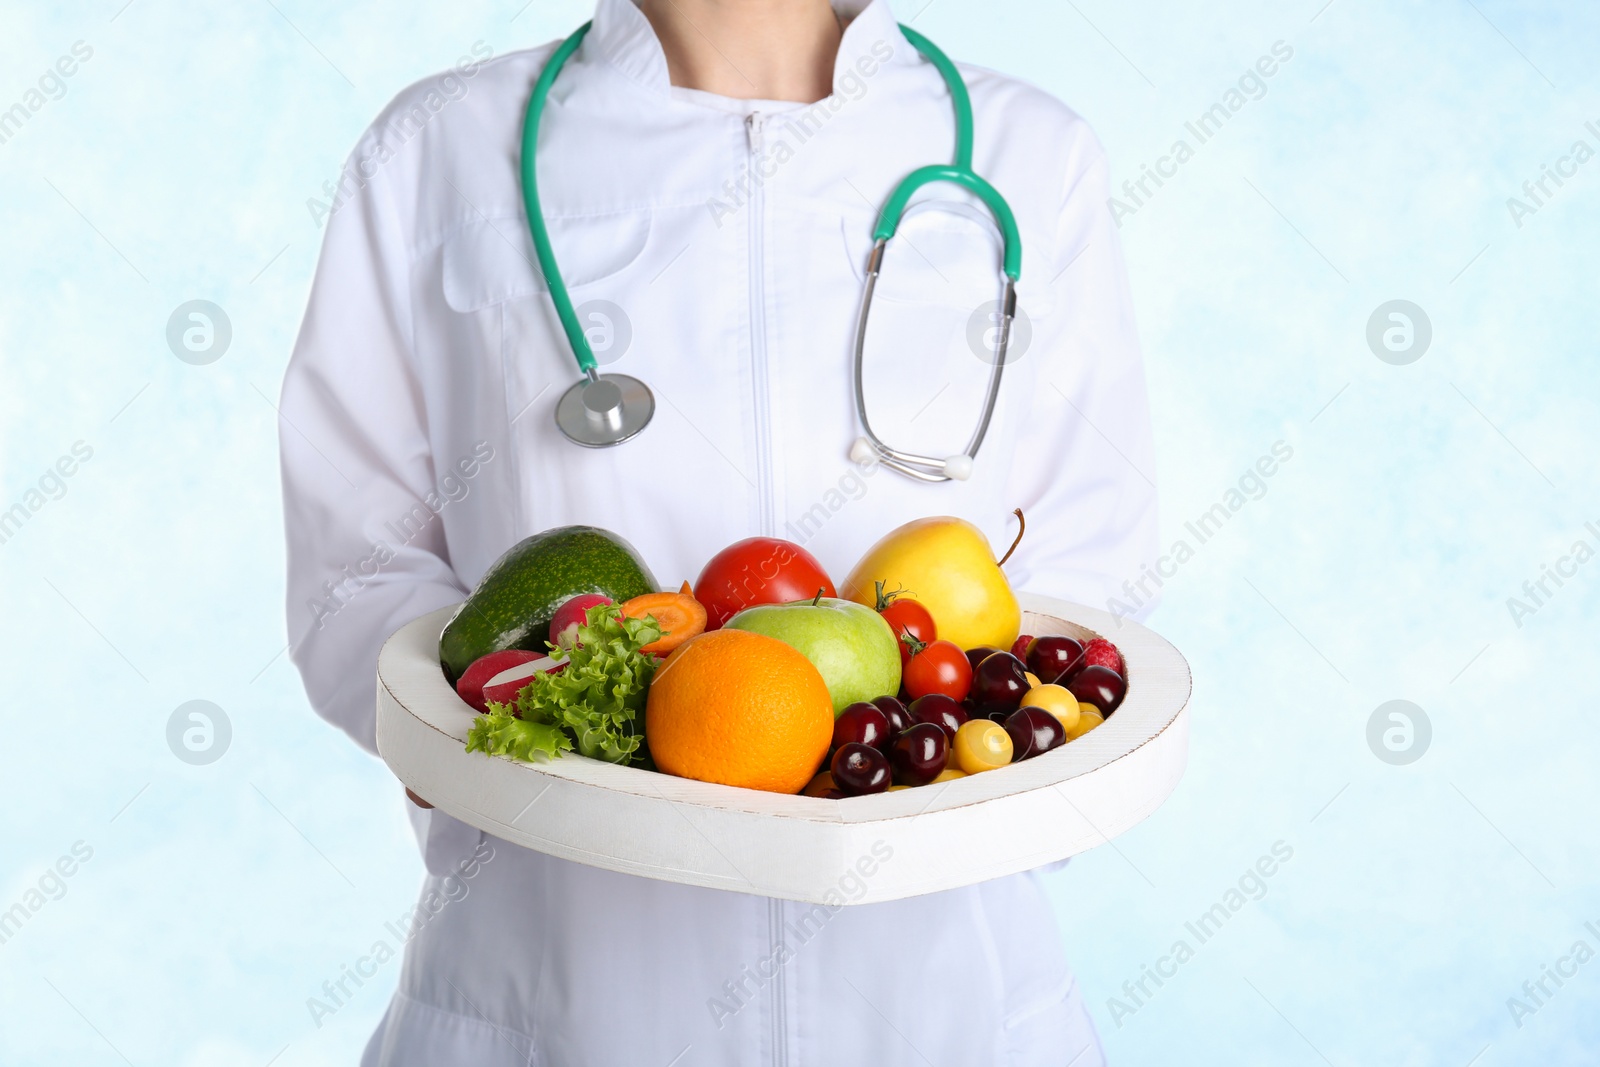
1, 1, 1596, 1063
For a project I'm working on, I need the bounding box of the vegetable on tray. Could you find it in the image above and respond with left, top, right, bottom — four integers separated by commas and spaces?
450, 512, 1128, 797
466, 603, 662, 766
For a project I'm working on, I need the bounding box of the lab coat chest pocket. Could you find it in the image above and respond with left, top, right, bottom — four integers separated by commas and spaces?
436, 210, 654, 457
441, 211, 652, 312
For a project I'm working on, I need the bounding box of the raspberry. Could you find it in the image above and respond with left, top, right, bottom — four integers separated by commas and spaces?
1010, 634, 1034, 661
1082, 638, 1123, 676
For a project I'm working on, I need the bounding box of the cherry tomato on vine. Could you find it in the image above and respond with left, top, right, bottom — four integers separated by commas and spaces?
903, 638, 973, 701
883, 601, 936, 663
872, 581, 937, 663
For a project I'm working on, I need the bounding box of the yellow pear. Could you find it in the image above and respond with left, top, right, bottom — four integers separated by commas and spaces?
842, 515, 1021, 651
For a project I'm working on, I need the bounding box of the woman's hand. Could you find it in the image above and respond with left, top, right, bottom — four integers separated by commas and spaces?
406, 787, 434, 809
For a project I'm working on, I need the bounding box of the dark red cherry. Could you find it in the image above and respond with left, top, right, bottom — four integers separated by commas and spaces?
831, 743, 891, 795
971, 652, 1030, 708
965, 646, 1003, 671
908, 693, 967, 740
1068, 665, 1126, 715
1027, 634, 1086, 685
1004, 706, 1067, 761
889, 722, 948, 785
871, 695, 910, 740
833, 702, 890, 752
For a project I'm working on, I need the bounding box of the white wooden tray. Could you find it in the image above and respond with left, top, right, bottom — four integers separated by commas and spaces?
376, 593, 1190, 905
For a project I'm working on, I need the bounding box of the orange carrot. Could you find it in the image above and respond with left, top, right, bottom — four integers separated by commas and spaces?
620, 590, 708, 655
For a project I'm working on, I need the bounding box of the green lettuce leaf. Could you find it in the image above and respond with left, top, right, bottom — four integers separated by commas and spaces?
465, 705, 571, 762
463, 603, 663, 767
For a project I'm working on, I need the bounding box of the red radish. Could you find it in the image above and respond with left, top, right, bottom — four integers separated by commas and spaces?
481, 655, 564, 710
1082, 637, 1123, 675
455, 649, 541, 713
549, 594, 614, 649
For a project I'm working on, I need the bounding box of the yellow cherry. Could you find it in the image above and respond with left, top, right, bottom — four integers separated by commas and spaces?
1021, 684, 1080, 732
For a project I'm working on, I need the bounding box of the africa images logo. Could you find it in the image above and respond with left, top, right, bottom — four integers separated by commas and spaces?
1504, 117, 1600, 229
1106, 841, 1294, 1028
1107, 41, 1294, 227
307, 442, 496, 631
306, 839, 496, 1027
306, 41, 494, 227
0, 41, 93, 149
704, 39, 896, 227
0, 441, 93, 549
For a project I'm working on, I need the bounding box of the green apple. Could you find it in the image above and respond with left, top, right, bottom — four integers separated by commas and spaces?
725, 596, 902, 716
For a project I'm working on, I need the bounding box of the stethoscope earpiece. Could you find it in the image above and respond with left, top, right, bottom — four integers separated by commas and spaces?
942, 454, 973, 481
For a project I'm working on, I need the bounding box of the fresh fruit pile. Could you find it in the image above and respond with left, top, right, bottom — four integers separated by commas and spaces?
445, 514, 1128, 797
798, 629, 1124, 798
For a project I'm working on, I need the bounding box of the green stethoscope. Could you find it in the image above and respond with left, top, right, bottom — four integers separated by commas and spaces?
523, 21, 1021, 482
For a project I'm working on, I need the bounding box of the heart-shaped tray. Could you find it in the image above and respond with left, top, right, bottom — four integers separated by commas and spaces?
377, 593, 1190, 905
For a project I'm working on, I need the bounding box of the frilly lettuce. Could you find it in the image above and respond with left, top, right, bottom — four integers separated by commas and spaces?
465, 603, 662, 766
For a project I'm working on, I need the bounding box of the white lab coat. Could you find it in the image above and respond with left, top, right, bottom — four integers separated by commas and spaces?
281, 0, 1158, 1062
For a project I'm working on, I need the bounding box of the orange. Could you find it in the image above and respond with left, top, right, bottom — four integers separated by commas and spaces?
645, 629, 834, 794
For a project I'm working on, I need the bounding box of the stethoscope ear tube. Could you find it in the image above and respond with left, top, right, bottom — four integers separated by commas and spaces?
845, 24, 1021, 482
873, 166, 1022, 281
850, 240, 1014, 483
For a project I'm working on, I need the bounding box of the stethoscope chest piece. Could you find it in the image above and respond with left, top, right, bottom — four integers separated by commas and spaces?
555, 372, 655, 447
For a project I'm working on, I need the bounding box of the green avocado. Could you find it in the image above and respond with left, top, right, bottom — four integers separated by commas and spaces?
439, 526, 658, 682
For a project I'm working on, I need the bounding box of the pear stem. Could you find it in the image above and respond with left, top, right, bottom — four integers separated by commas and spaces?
998, 508, 1025, 567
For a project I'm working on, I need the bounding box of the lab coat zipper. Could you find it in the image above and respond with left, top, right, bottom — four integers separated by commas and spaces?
748, 110, 786, 1066
768, 896, 788, 1067
746, 111, 776, 538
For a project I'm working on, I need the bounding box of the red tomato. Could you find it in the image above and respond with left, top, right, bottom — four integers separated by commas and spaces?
694, 537, 836, 630
904, 639, 973, 701
880, 598, 936, 663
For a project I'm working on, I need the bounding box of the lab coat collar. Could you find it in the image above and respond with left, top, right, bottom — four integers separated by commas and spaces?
587, 0, 912, 100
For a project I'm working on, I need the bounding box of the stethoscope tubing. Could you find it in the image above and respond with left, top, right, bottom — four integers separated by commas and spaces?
521, 22, 599, 376
520, 19, 1022, 474
852, 238, 1014, 481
